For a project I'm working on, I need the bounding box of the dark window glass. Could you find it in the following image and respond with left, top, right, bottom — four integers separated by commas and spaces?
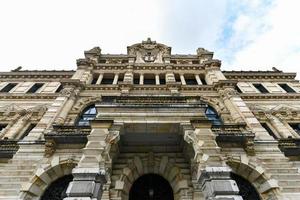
134, 78, 140, 84
261, 123, 277, 139
101, 78, 114, 84
170, 60, 177, 64
27, 83, 44, 93
174, 74, 181, 83
0, 124, 7, 132
118, 74, 124, 82
235, 86, 242, 93
192, 60, 199, 64
185, 75, 197, 85
200, 77, 207, 85
20, 124, 36, 140
144, 75, 155, 85
160, 77, 166, 85
91, 75, 98, 84
99, 59, 106, 63
55, 85, 63, 93
0, 83, 17, 92
279, 84, 296, 93
205, 106, 222, 125
77, 105, 97, 126
253, 84, 269, 93
289, 123, 300, 135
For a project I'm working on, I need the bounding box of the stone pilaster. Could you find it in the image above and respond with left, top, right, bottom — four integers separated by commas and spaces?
64, 120, 114, 200
54, 86, 79, 125
198, 166, 243, 200
219, 88, 273, 140
123, 66, 134, 84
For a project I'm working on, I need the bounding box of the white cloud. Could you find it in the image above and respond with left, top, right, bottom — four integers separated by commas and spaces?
221, 0, 300, 76
0, 0, 165, 71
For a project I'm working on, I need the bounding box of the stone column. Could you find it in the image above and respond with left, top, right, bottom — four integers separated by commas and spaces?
96, 73, 104, 84
112, 73, 119, 85
155, 74, 160, 85
180, 74, 186, 85
64, 120, 115, 200
198, 166, 242, 200
195, 74, 202, 85
139, 74, 144, 85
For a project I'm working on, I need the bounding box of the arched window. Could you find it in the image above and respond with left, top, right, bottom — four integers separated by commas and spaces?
77, 104, 97, 126
205, 106, 222, 125
231, 173, 261, 200
41, 175, 73, 200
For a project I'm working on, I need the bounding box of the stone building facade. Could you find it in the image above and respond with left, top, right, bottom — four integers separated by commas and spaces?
0, 39, 300, 200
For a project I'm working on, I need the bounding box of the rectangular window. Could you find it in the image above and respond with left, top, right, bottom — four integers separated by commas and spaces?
200, 77, 207, 85
261, 123, 277, 139
55, 84, 63, 93
27, 83, 44, 93
101, 74, 114, 84
185, 75, 197, 85
235, 86, 242, 93
19, 124, 36, 140
278, 84, 296, 93
174, 74, 181, 83
0, 83, 17, 92
134, 74, 140, 85
253, 83, 269, 93
91, 74, 99, 84
289, 123, 300, 135
160, 77, 166, 85
144, 74, 155, 85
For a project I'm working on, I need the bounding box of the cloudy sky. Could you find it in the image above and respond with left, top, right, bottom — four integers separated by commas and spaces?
0, 0, 299, 76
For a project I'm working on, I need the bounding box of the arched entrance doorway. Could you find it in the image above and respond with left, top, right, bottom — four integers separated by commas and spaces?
231, 173, 261, 200
129, 174, 174, 200
41, 175, 73, 200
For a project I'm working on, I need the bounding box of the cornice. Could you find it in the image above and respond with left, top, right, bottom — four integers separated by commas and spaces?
0, 93, 59, 100
0, 71, 74, 80
240, 93, 300, 100
223, 71, 296, 80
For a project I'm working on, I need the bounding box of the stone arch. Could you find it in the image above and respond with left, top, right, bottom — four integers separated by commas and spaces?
113, 156, 191, 200
226, 156, 281, 200
200, 96, 233, 123
65, 96, 101, 125
19, 157, 79, 200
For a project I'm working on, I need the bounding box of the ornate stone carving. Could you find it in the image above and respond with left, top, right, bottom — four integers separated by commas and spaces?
44, 139, 56, 158
127, 38, 171, 63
